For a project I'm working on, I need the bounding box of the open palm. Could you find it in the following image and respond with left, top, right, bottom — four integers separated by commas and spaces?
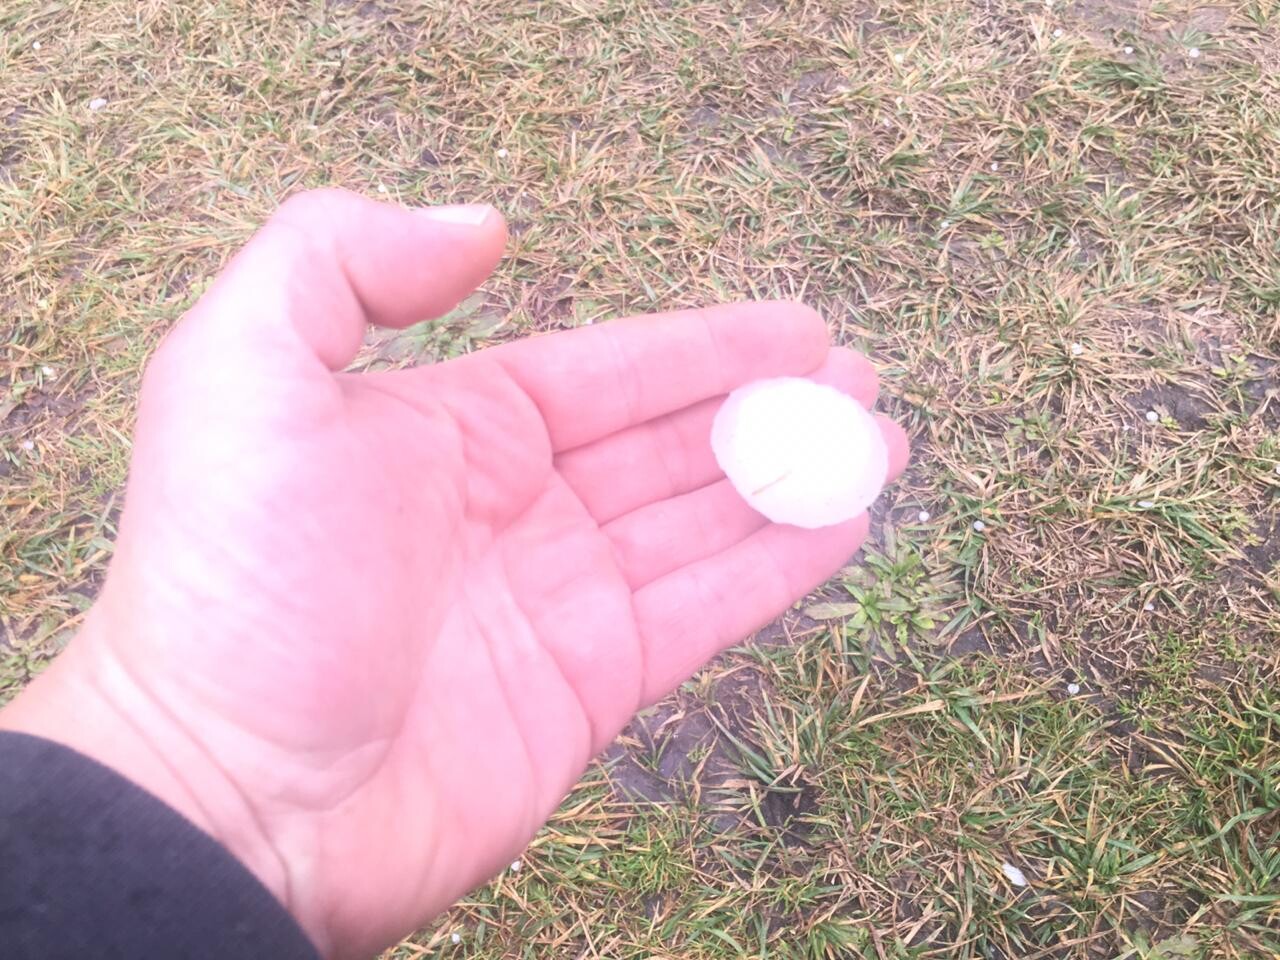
2, 191, 906, 959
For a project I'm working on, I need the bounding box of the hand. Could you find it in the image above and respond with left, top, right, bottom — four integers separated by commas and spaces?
0, 190, 908, 959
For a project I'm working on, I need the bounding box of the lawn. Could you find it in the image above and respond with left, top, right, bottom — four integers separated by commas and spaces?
3, 0, 1279, 957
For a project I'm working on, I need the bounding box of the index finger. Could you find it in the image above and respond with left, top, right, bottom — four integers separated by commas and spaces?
490, 301, 830, 451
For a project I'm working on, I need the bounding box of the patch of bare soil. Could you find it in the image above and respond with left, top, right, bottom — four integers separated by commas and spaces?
1127, 382, 1217, 429
1066, 0, 1156, 44
1244, 513, 1280, 577
603, 663, 819, 839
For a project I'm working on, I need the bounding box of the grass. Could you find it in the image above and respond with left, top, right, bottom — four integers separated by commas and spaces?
3, 0, 1280, 956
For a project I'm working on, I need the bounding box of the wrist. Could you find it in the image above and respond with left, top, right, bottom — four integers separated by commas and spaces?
0, 615, 298, 944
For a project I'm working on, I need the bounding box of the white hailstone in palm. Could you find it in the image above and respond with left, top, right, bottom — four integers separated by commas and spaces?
1070, 343, 1084, 356
1145, 410, 1159, 423
89, 97, 108, 111
1001, 862, 1029, 887
918, 509, 930, 522
1067, 682, 1081, 695
711, 377, 889, 529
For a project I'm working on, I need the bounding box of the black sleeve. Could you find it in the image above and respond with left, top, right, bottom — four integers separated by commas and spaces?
0, 731, 321, 960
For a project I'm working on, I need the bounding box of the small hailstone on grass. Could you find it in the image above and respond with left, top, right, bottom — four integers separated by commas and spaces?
893, 52, 904, 63
88, 97, 108, 112
41, 365, 55, 377
1001, 862, 1029, 887
450, 933, 462, 944
1123, 45, 1134, 54
1188, 47, 1200, 58
1070, 343, 1084, 356
495, 147, 510, 158
510, 859, 521, 873
1274, 464, 1280, 475
711, 377, 890, 529
1137, 499, 1155, 509
1053, 28, 1064, 38
918, 510, 931, 522
376, 184, 388, 194
1067, 682, 1081, 695
973, 519, 986, 532
990, 161, 999, 171
32, 40, 42, 50
894, 96, 903, 105
1145, 410, 1159, 423
21, 440, 35, 452
1144, 602, 1155, 612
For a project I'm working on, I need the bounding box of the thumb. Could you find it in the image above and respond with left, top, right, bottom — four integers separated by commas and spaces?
178, 188, 508, 371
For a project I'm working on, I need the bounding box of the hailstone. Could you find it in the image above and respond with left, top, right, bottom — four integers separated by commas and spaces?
710, 377, 889, 529
1001, 862, 1030, 887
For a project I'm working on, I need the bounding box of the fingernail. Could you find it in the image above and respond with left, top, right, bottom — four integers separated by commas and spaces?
417, 204, 494, 226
